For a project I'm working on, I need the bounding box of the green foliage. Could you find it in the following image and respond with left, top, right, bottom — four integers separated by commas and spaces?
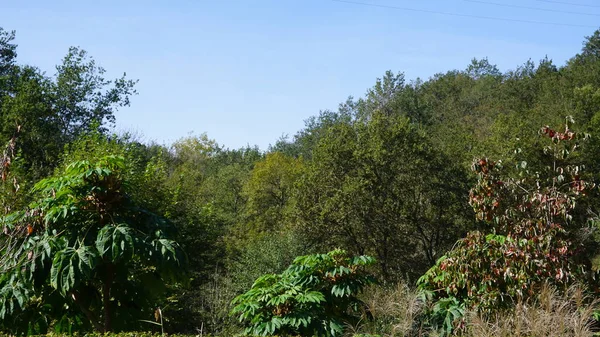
0, 27, 136, 220
226, 152, 304, 255
417, 120, 598, 335
4, 24, 600, 336
272, 108, 353, 159
154, 138, 263, 333
228, 229, 310, 295
296, 112, 472, 280
0, 155, 185, 334
242, 152, 303, 233
0, 28, 17, 74
231, 249, 376, 337
53, 47, 137, 140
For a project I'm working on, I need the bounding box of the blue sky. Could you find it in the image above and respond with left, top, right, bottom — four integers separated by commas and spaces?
1, 0, 598, 150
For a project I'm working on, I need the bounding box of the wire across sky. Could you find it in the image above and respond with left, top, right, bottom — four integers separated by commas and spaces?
331, 0, 599, 28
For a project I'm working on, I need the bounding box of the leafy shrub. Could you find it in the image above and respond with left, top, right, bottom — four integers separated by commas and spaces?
0, 155, 186, 334
231, 249, 376, 337
417, 121, 599, 335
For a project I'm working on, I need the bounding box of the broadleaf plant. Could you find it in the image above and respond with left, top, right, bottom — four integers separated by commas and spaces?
0, 155, 186, 334
231, 249, 376, 337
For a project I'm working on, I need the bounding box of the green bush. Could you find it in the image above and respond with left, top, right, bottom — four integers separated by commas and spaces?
0, 155, 186, 334
417, 121, 599, 335
231, 249, 376, 337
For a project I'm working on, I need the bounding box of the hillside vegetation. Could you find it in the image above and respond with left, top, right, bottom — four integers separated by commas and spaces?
1, 26, 600, 336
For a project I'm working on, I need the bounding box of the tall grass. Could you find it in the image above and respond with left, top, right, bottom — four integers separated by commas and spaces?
353, 283, 598, 337
354, 283, 427, 337
463, 284, 598, 337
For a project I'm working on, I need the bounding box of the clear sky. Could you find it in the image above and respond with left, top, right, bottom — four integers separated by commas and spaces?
1, 0, 598, 150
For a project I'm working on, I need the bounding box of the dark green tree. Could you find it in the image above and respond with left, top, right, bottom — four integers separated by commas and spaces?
296, 112, 472, 280
0, 155, 185, 333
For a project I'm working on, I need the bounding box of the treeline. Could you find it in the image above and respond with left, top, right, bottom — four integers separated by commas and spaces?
1, 26, 600, 335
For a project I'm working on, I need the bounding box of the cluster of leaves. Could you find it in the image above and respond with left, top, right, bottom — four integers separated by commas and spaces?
417, 120, 598, 335
231, 249, 376, 337
0, 155, 185, 334
295, 112, 473, 281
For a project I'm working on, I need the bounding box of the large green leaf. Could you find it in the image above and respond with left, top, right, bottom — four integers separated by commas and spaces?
150, 238, 184, 267
0, 273, 31, 319
231, 249, 375, 337
96, 224, 135, 262
50, 246, 97, 295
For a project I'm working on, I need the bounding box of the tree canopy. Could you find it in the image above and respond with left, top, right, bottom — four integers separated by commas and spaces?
2, 25, 600, 336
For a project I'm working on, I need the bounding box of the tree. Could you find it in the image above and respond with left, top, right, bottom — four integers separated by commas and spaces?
240, 152, 304, 236
275, 108, 353, 160
581, 30, 600, 60
0, 28, 16, 76
225, 151, 305, 281
151, 139, 263, 333
356, 70, 405, 118
0, 155, 185, 333
417, 121, 599, 335
162, 135, 229, 283
218, 152, 308, 324
296, 112, 472, 280
0, 27, 137, 186
465, 58, 501, 80
564, 29, 600, 95
52, 47, 137, 142
200, 145, 262, 224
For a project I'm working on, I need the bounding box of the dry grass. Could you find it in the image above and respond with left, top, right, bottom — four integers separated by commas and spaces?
354, 283, 427, 337
351, 283, 598, 337
462, 284, 598, 337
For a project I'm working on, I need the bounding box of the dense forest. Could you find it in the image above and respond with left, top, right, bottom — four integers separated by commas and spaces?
1, 25, 600, 336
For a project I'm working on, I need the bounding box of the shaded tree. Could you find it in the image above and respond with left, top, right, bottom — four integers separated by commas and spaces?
296, 112, 472, 280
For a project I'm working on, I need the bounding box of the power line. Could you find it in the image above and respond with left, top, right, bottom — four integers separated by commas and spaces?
534, 0, 600, 9
464, 0, 600, 17
331, 0, 597, 28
